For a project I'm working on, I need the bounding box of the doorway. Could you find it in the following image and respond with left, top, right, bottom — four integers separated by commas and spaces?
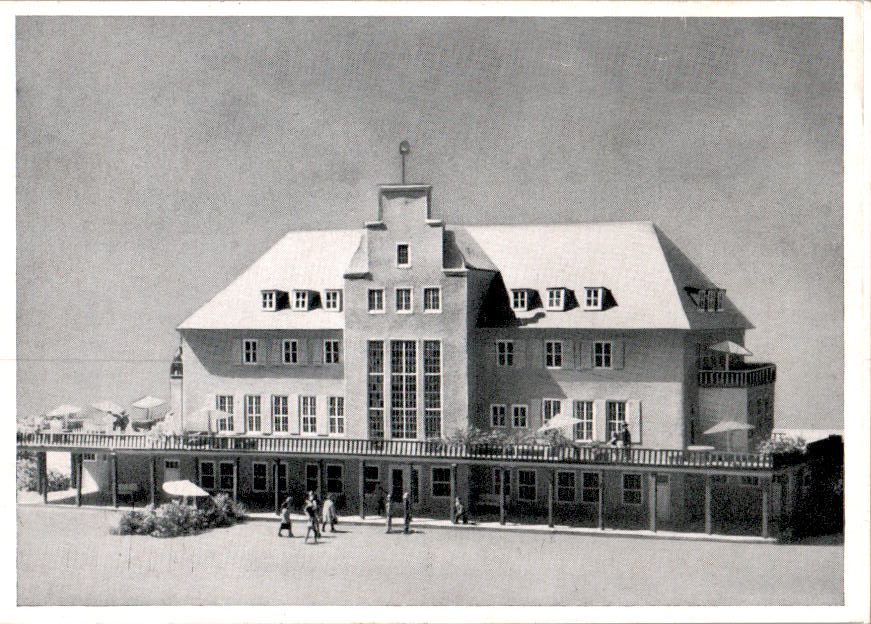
391, 468, 404, 503
655, 474, 671, 522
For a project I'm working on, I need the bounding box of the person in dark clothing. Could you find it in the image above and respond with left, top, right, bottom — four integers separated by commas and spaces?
621, 423, 632, 446
278, 496, 293, 537
454, 497, 469, 524
402, 491, 412, 534
303, 492, 319, 544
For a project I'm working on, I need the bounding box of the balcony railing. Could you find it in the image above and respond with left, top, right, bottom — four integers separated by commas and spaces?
16, 431, 773, 470
698, 363, 776, 388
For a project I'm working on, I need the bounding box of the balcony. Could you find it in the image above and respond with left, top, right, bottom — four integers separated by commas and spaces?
16, 431, 773, 472
698, 363, 776, 388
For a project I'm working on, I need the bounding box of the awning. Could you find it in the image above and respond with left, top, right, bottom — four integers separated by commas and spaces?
46, 404, 83, 419
537, 415, 583, 433
708, 341, 753, 356
162, 479, 210, 498
704, 420, 753, 435
131, 396, 166, 410
91, 400, 125, 414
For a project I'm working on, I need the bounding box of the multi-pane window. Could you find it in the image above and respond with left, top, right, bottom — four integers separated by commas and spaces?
324, 340, 340, 365
294, 291, 309, 310
512, 405, 528, 428
574, 401, 593, 441
165, 459, 180, 470
82, 453, 97, 461
390, 340, 417, 439
511, 289, 528, 311
491, 404, 507, 427
245, 395, 261, 432
594, 341, 612, 368
396, 243, 410, 267
329, 396, 345, 434
545, 341, 562, 368
305, 464, 319, 494
282, 339, 298, 364
697, 288, 725, 312
367, 341, 385, 439
326, 465, 344, 493
493, 468, 510, 497
496, 341, 514, 367
423, 287, 441, 312
582, 472, 600, 503
219, 462, 234, 491
368, 289, 384, 313
518, 470, 536, 501
272, 395, 289, 433
542, 399, 561, 425
243, 339, 258, 364
395, 288, 412, 313
584, 287, 602, 310
424, 340, 442, 439
301, 396, 317, 434
262, 291, 275, 310
546, 288, 565, 310
557, 471, 576, 502
200, 461, 215, 489
431, 467, 451, 497
606, 401, 626, 441
324, 289, 342, 311
215, 395, 234, 432
252, 462, 267, 492
622, 473, 642, 505
363, 465, 380, 494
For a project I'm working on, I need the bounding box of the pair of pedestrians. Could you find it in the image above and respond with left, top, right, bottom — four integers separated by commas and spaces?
385, 491, 412, 534
277, 492, 338, 544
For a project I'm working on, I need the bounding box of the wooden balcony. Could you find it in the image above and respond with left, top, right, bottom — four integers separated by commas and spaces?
17, 431, 773, 472
698, 363, 776, 388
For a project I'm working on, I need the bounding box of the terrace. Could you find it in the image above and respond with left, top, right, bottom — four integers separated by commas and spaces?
698, 363, 776, 388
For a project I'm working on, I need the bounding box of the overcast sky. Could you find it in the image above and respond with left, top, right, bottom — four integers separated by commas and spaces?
16, 17, 843, 428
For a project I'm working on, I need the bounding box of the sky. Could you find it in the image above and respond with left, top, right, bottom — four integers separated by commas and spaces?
16, 16, 843, 428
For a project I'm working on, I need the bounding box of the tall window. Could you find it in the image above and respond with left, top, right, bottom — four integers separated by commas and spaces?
622, 473, 642, 505
294, 291, 309, 310
363, 465, 380, 494
491, 404, 507, 427
200, 461, 215, 489
305, 464, 319, 494
545, 341, 562, 368
431, 467, 451, 497
252, 462, 267, 492
542, 399, 561, 425
557, 471, 575, 502
423, 287, 441, 312
574, 400, 593, 441
606, 401, 626, 441
272, 395, 289, 433
367, 341, 385, 439
518, 470, 536, 501
424, 340, 442, 439
324, 340, 340, 365
282, 339, 298, 364
511, 289, 528, 311
395, 288, 412, 313
245, 395, 261, 432
396, 243, 410, 267
326, 465, 344, 493
324, 289, 342, 311
215, 395, 234, 432
243, 339, 258, 364
594, 341, 612, 368
219, 462, 234, 491
301, 396, 317, 434
512, 405, 528, 428
496, 341, 514, 367
493, 468, 510, 497
391, 340, 417, 439
329, 396, 345, 434
276, 464, 287, 493
582, 472, 600, 503
368, 289, 384, 313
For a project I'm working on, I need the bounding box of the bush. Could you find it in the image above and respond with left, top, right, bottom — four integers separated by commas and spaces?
16, 459, 70, 492
117, 496, 246, 538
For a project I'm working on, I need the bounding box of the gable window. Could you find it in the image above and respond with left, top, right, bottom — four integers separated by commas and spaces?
543, 399, 561, 425
545, 341, 563, 368
324, 289, 342, 311
622, 473, 642, 505
546, 288, 565, 311
431, 467, 451, 497
282, 339, 298, 364
574, 400, 593, 441
261, 291, 276, 311
368, 289, 385, 313
584, 287, 603, 310
243, 339, 258, 364
593, 341, 612, 369
582, 472, 600, 503
245, 395, 261, 432
215, 395, 234, 432
293, 291, 309, 310
496, 340, 514, 367
396, 243, 410, 267
252, 462, 267, 492
511, 289, 528, 311
518, 470, 536, 501
557, 471, 576, 502
423, 287, 441, 313
512, 405, 528, 428
696, 288, 725, 312
490, 404, 507, 427
272, 395, 289, 433
199, 461, 215, 490
395, 288, 412, 313
329, 396, 345, 434
324, 340, 340, 365
301, 396, 317, 434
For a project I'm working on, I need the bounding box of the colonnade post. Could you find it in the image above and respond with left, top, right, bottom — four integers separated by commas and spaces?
761, 478, 769, 539
232, 457, 239, 503
273, 460, 280, 515
75, 454, 82, 506
38, 452, 48, 504
450, 463, 457, 523
149, 455, 157, 505
70, 452, 77, 489
499, 469, 506, 525
648, 473, 657, 532
597, 470, 604, 530
704, 474, 713, 535
359, 461, 366, 518
547, 470, 554, 528
111, 453, 119, 508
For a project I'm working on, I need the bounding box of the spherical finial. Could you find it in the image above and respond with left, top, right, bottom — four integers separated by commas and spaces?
399, 140, 410, 155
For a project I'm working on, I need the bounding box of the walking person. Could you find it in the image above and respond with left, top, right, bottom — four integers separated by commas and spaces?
402, 491, 412, 534
321, 494, 338, 533
385, 494, 393, 534
454, 496, 469, 524
277, 496, 293, 538
304, 492, 319, 544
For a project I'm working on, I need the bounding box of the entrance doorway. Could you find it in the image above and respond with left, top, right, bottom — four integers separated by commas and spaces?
655, 474, 671, 522
391, 469, 404, 502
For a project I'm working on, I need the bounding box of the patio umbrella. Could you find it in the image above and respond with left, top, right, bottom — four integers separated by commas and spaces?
46, 404, 82, 430
704, 420, 753, 451
92, 400, 125, 415
708, 341, 753, 371
162, 479, 211, 507
537, 414, 583, 433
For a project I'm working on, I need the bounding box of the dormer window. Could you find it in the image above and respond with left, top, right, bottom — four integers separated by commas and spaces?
324, 289, 342, 311
261, 291, 276, 311
261, 289, 287, 311
396, 243, 410, 268
584, 287, 604, 311
546, 288, 566, 311
696, 288, 725, 312
511, 289, 529, 312
293, 290, 310, 311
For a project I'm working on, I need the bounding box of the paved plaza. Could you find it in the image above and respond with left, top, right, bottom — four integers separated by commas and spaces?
17, 505, 842, 606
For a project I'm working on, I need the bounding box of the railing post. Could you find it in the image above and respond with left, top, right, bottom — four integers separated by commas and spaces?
704, 474, 712, 535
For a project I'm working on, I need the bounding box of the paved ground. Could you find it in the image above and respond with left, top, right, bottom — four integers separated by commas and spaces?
17, 505, 843, 606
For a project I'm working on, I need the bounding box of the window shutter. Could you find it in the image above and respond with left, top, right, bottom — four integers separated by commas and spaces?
288, 395, 300, 435
530, 339, 544, 369
627, 400, 642, 445
271, 339, 282, 366
231, 339, 242, 366
316, 396, 329, 435
528, 399, 540, 429
565, 340, 575, 369
489, 339, 498, 368
580, 341, 593, 369
263, 397, 273, 435
336, 339, 343, 365
312, 340, 323, 367
258, 340, 268, 366
593, 400, 607, 441
233, 396, 245, 434
613, 339, 625, 370
298, 338, 309, 366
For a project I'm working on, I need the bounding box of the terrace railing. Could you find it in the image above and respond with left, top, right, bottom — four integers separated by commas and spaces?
698, 363, 776, 388
17, 431, 773, 470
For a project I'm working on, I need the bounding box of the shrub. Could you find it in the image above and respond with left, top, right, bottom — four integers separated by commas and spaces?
16, 459, 71, 492
47, 470, 70, 491
117, 496, 246, 538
